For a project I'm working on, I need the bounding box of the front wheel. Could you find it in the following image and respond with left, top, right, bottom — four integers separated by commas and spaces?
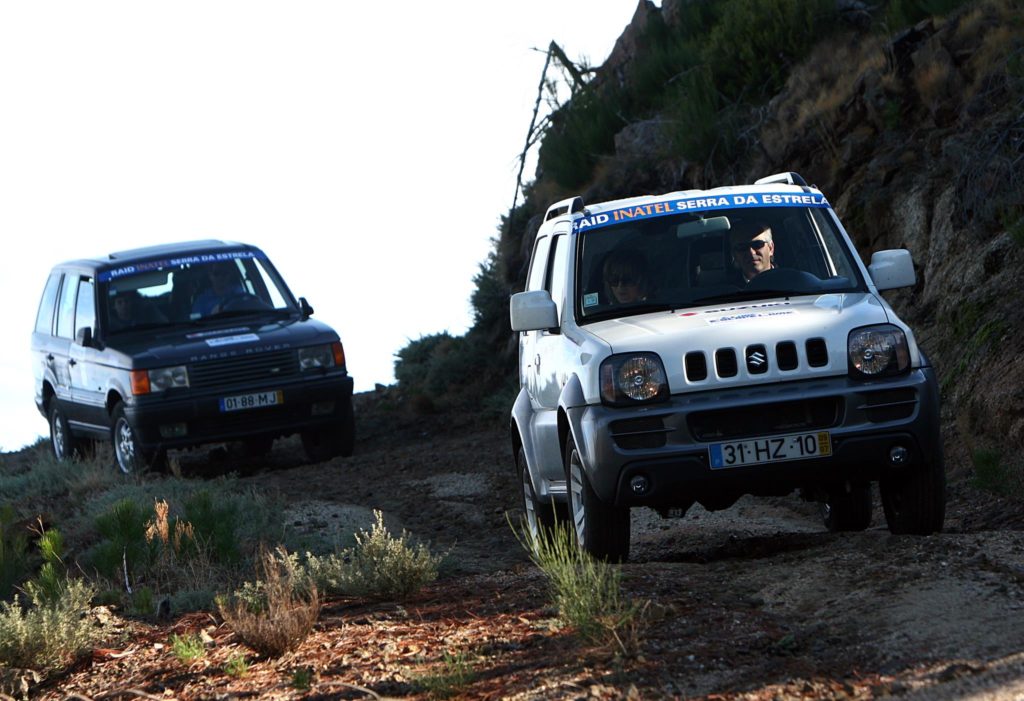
881, 457, 946, 535
519, 448, 564, 549
565, 435, 630, 562
111, 405, 164, 474
301, 408, 355, 463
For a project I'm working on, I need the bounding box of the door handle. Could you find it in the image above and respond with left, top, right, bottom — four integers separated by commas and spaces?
534, 354, 541, 371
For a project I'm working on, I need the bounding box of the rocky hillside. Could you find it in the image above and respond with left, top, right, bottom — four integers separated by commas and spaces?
473, 0, 1023, 485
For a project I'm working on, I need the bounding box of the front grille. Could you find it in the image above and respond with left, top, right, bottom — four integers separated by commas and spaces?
862, 388, 917, 422
776, 341, 798, 371
610, 416, 671, 449
688, 397, 843, 441
746, 344, 768, 374
715, 349, 738, 378
806, 338, 829, 367
189, 350, 300, 390
685, 352, 708, 381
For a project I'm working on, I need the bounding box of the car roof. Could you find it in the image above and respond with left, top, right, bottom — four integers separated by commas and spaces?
53, 239, 261, 274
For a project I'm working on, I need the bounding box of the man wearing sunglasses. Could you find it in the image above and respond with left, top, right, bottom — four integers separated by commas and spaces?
730, 222, 775, 282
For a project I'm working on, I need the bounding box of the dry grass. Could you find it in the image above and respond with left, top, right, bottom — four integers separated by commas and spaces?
217, 546, 320, 658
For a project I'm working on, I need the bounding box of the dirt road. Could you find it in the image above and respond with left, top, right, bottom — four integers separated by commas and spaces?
36, 391, 1024, 699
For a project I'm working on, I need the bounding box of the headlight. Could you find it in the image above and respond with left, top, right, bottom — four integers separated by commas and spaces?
132, 366, 189, 394
299, 344, 336, 370
848, 325, 910, 378
600, 353, 669, 406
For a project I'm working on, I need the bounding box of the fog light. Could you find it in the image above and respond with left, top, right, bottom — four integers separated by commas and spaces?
629, 475, 650, 495
889, 446, 909, 465
159, 423, 187, 438
311, 401, 336, 416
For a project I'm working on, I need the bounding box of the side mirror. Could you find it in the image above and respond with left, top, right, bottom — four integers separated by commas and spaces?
299, 297, 314, 319
868, 249, 916, 291
75, 327, 93, 348
510, 290, 558, 332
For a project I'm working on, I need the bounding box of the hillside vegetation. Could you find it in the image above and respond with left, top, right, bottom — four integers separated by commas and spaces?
397, 0, 1024, 492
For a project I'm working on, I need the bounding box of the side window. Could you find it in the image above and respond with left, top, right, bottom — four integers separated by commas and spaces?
34, 273, 62, 335
547, 235, 569, 321
55, 275, 79, 339
74, 279, 95, 338
526, 236, 551, 292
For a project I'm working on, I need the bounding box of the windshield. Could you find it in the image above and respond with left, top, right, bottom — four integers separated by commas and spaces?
576, 201, 865, 322
99, 251, 296, 334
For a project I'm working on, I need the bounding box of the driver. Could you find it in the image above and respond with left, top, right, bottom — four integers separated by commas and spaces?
730, 222, 775, 282
191, 262, 245, 316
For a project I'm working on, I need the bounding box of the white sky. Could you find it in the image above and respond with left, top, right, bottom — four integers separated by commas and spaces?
0, 1, 637, 452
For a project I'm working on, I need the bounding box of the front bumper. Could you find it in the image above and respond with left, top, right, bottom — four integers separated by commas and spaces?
566, 368, 942, 508
124, 371, 354, 452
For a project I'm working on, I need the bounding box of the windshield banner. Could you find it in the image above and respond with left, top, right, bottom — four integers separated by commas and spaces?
573, 192, 830, 233
98, 250, 264, 282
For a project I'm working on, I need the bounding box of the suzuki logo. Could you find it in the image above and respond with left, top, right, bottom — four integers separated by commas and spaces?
748, 351, 766, 366
747, 345, 769, 374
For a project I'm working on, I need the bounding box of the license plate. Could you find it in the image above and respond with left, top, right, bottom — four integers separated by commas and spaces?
709, 431, 831, 469
219, 390, 283, 412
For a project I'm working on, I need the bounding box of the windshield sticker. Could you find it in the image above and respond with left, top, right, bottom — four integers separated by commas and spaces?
706, 310, 798, 325
186, 327, 251, 340
98, 250, 264, 282
573, 192, 830, 233
205, 333, 260, 347
583, 292, 599, 307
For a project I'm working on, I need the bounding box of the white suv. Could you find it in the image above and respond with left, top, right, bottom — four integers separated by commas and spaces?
509, 172, 944, 561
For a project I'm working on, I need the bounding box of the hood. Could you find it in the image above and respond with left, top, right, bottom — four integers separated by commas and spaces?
585, 293, 890, 391
106, 317, 338, 367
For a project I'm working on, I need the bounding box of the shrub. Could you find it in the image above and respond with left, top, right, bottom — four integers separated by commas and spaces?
217, 547, 320, 658
0, 506, 31, 602
518, 519, 644, 655
22, 528, 68, 606
303, 510, 441, 601
169, 632, 206, 663
223, 652, 249, 678
0, 578, 99, 672
413, 651, 477, 698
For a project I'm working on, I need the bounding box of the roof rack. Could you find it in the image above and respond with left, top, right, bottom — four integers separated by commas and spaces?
544, 196, 585, 222
754, 172, 808, 187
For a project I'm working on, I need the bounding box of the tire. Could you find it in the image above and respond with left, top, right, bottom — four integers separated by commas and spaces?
49, 404, 78, 461
519, 448, 563, 549
822, 482, 872, 532
565, 434, 630, 562
301, 409, 355, 463
881, 457, 946, 535
111, 404, 164, 474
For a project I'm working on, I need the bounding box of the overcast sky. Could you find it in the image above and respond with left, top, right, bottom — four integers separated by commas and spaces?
0, 1, 637, 452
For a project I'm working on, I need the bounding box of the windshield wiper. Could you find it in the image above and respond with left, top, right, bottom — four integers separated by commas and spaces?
582, 301, 676, 323
690, 289, 806, 306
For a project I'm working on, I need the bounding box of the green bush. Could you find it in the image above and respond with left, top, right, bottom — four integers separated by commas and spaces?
303, 510, 441, 601
413, 651, 477, 698
0, 578, 99, 672
169, 632, 206, 663
519, 519, 643, 655
0, 506, 31, 602
88, 498, 156, 583
22, 528, 67, 607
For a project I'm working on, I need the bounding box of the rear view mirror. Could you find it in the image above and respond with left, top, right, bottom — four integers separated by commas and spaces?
299, 297, 314, 319
75, 327, 93, 347
510, 291, 558, 332
677, 216, 731, 238
868, 250, 916, 290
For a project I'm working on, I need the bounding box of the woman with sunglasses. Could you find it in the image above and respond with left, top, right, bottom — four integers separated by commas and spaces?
603, 249, 649, 304
730, 222, 775, 282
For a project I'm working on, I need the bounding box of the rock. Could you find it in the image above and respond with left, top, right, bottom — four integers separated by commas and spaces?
614, 119, 669, 159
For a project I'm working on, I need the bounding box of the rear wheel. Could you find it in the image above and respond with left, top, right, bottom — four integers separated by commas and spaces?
565, 435, 630, 562
49, 404, 78, 461
822, 482, 872, 532
881, 457, 946, 535
519, 448, 564, 549
111, 405, 164, 474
